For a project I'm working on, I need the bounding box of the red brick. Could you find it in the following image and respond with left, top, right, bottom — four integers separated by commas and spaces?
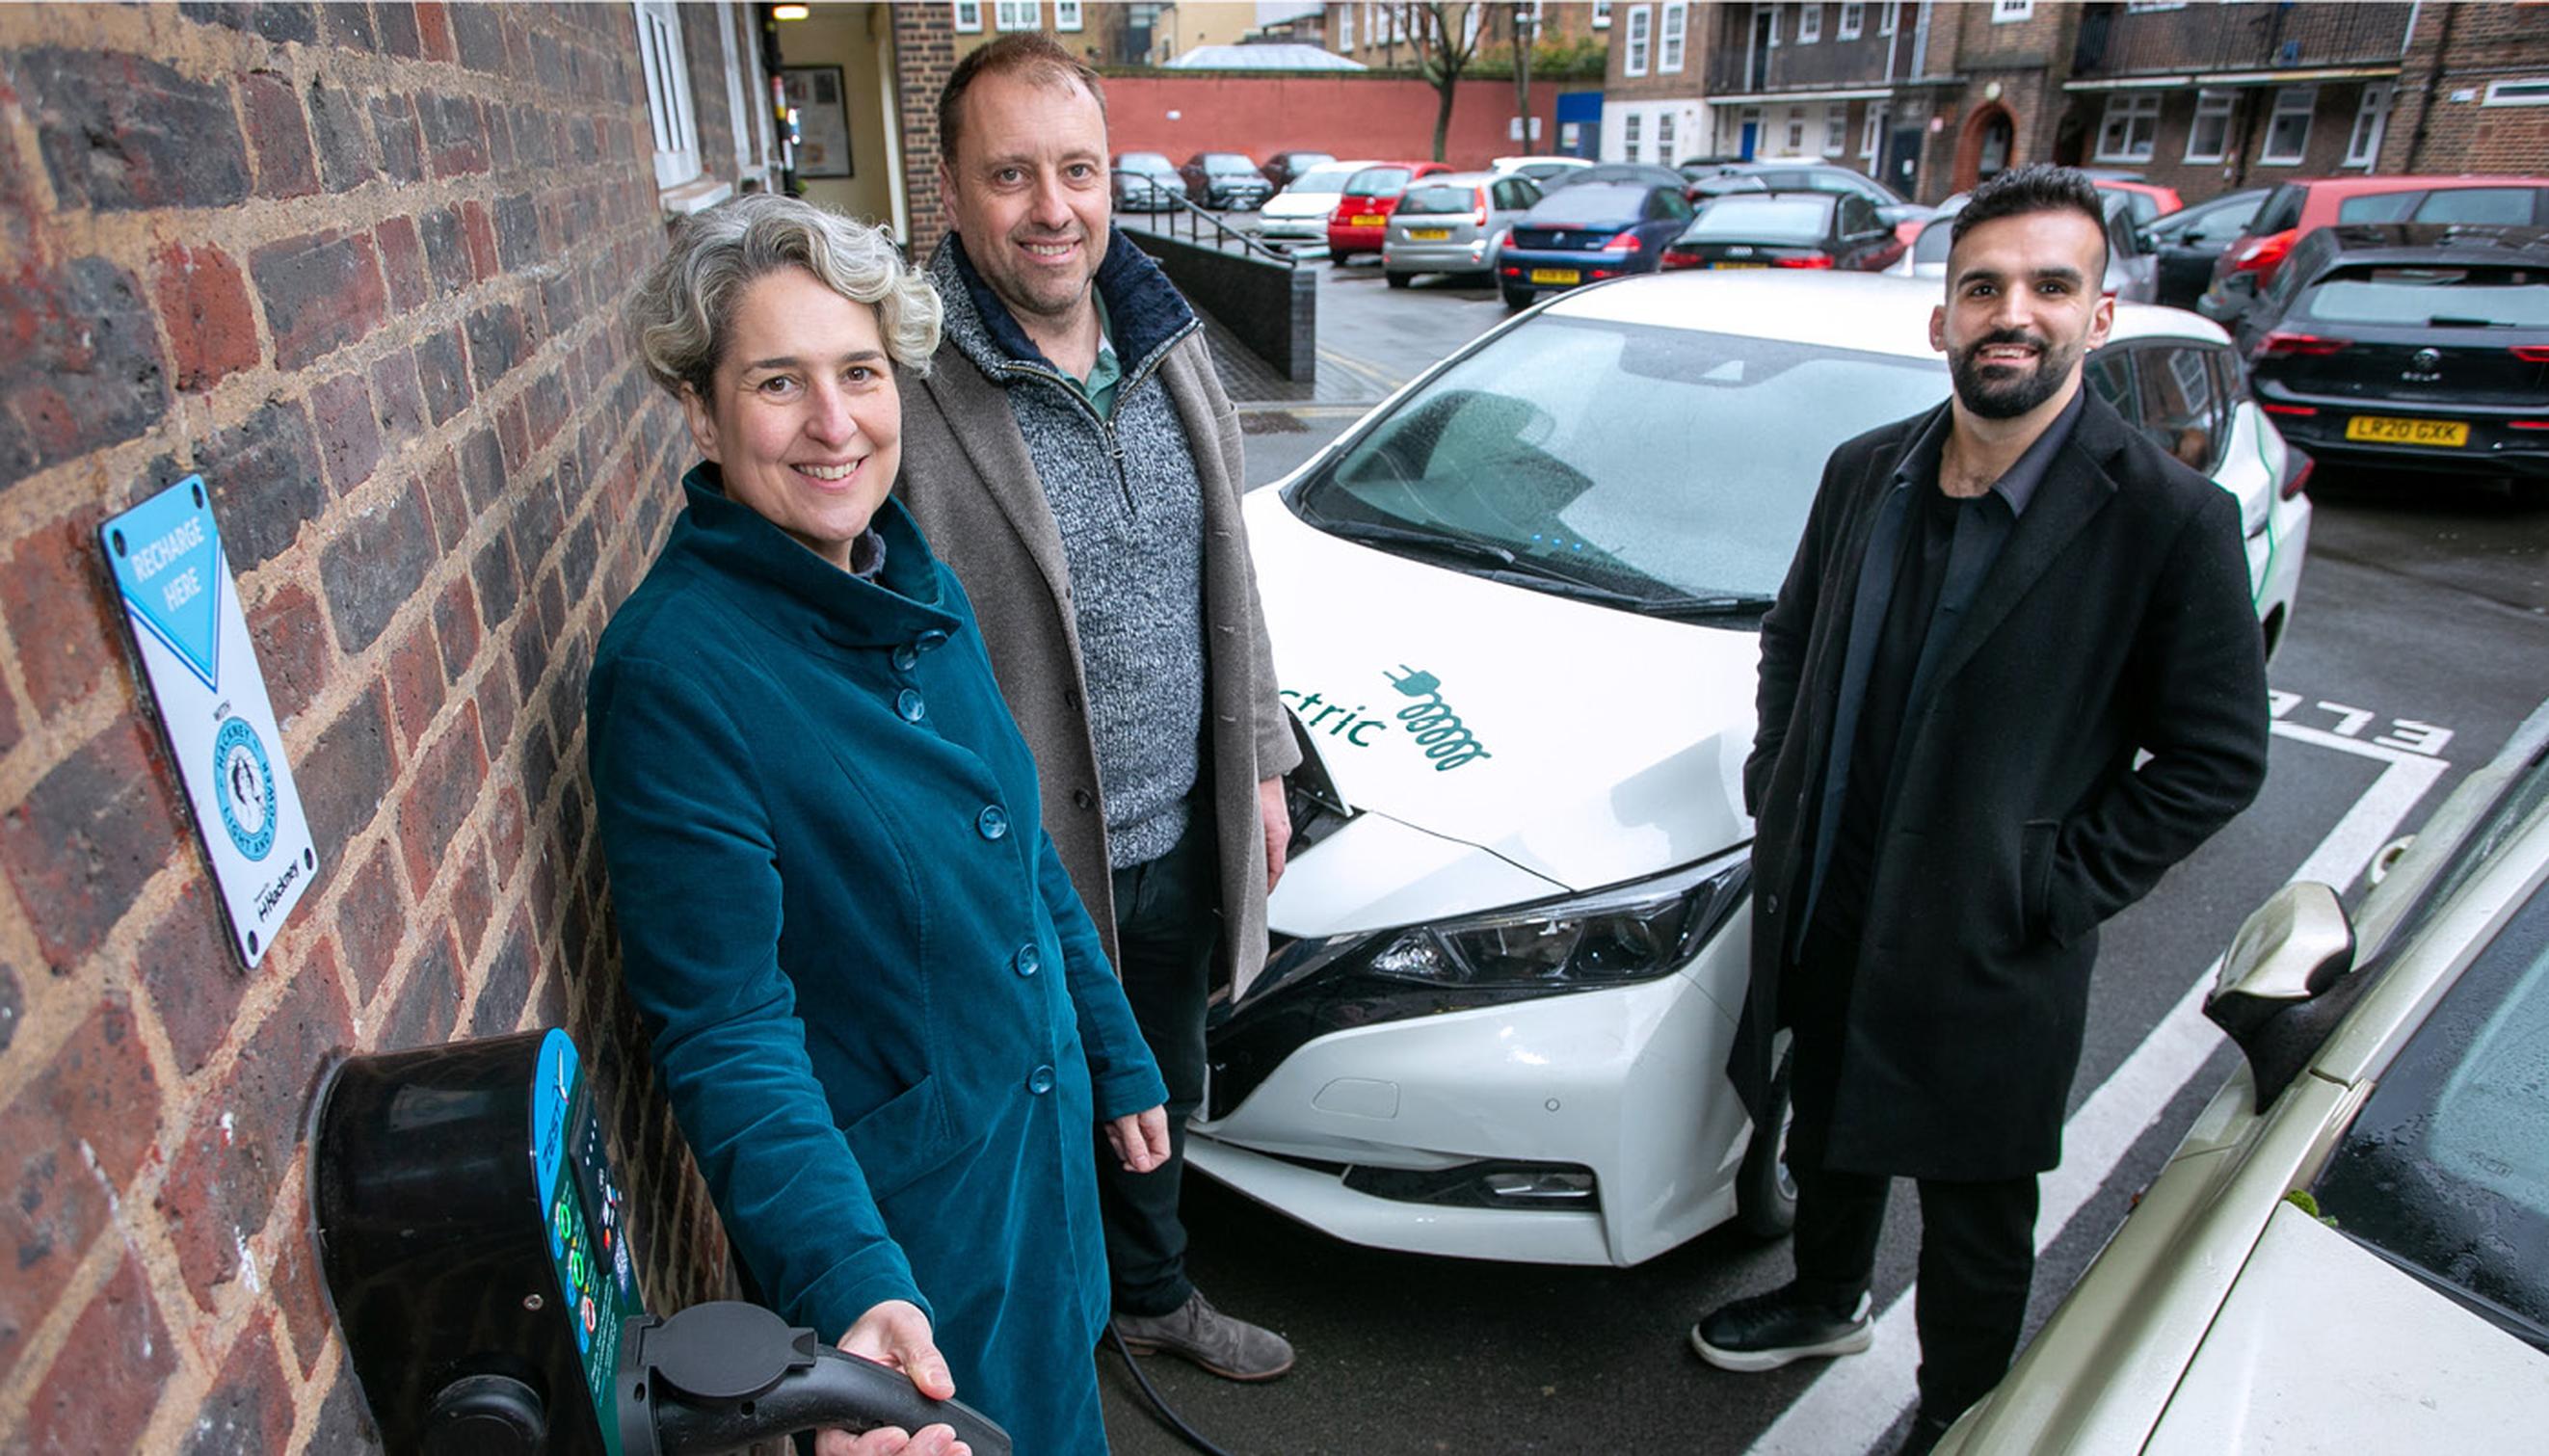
136, 875, 249, 1075
487, 783, 526, 880
0, 720, 182, 971
476, 656, 518, 760
152, 242, 260, 393
0, 255, 173, 490
433, 573, 480, 685
421, 447, 469, 553
460, 198, 498, 282
368, 350, 430, 449
238, 70, 317, 199
420, 92, 487, 177
155, 947, 350, 1311
249, 228, 388, 372
496, 395, 530, 471
467, 904, 534, 1036
415, 0, 455, 62
246, 580, 331, 728
384, 928, 460, 1048
0, 996, 162, 1387
449, 849, 491, 959
375, 215, 428, 312
332, 841, 406, 1005
266, 1191, 331, 1375
306, 370, 381, 495
394, 701, 486, 894
316, 484, 435, 653
296, 686, 396, 884
384, 614, 445, 753
0, 514, 119, 723
18, 1253, 174, 1454
187, 1315, 295, 1455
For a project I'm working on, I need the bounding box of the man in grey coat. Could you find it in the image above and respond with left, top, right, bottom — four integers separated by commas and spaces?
894, 33, 1301, 1382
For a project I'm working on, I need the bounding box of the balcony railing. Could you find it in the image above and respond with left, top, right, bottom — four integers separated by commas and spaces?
2071, 1, 2412, 78
1705, 15, 1907, 96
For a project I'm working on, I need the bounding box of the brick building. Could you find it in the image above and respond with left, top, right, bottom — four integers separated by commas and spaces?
2383, 0, 2549, 175
0, 2, 784, 1446
1680, 2, 1941, 191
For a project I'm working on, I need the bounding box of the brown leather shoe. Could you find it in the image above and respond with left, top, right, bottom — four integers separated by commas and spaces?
1109, 1288, 1296, 1382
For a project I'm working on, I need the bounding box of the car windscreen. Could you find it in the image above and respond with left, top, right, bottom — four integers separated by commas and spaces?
1120, 153, 1175, 173
2296, 266, 2549, 329
1524, 184, 1651, 225
1290, 163, 1366, 191
1913, 216, 1956, 266
1289, 317, 1949, 606
2312, 874, 2549, 1348
1686, 199, 1831, 244
1344, 167, 1414, 197
1400, 184, 1483, 216
1205, 155, 1256, 174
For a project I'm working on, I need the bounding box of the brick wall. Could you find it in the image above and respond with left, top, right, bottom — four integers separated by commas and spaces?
0, 3, 740, 1448
2386, 0, 2549, 174
895, 3, 958, 259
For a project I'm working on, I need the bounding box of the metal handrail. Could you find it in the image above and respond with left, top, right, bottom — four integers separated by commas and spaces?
1114, 170, 1301, 269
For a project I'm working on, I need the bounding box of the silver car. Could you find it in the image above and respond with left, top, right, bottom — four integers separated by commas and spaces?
1382, 172, 1544, 287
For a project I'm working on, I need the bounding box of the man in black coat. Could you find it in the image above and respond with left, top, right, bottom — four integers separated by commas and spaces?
1692, 166, 2271, 1452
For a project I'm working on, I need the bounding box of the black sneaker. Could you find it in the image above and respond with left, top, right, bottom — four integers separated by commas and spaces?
1688, 1284, 1873, 1372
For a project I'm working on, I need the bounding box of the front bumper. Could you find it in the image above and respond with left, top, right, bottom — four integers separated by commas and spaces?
1259, 214, 1329, 241
1190, 915, 1759, 1267
2259, 393, 2549, 477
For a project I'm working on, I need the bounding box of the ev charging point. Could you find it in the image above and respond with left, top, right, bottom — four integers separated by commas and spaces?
310, 1028, 1010, 1455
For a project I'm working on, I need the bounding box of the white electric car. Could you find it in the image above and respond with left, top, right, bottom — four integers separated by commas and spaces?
1192, 272, 2312, 1267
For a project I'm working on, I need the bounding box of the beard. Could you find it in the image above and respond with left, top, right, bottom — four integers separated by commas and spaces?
1948, 327, 2081, 420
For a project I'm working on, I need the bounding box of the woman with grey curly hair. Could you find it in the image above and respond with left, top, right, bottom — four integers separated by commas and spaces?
590, 195, 1170, 1456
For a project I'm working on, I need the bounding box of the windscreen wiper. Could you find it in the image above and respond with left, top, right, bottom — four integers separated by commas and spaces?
2425, 315, 2506, 328
1318, 516, 1518, 567
1483, 563, 1774, 619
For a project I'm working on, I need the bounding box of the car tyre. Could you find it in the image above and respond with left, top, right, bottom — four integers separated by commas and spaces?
1500, 281, 1533, 310
1735, 1044, 1797, 1239
1386, 270, 1412, 290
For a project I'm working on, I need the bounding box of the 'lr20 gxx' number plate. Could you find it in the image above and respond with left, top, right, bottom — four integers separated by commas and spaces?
2345, 415, 2467, 447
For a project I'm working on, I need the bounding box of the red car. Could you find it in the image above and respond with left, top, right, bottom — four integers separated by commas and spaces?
2206, 173, 2549, 299
1327, 161, 1450, 263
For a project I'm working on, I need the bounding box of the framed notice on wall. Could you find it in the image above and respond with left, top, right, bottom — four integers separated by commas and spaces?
781, 65, 853, 178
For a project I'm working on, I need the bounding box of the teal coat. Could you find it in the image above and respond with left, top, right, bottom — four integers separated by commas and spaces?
588, 469, 1167, 1453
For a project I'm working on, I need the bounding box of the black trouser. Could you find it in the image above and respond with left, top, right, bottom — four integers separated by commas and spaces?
1099, 806, 1220, 1318
1783, 916, 2041, 1423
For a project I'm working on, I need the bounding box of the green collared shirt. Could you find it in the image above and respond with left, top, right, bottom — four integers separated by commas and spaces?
1061, 292, 1122, 420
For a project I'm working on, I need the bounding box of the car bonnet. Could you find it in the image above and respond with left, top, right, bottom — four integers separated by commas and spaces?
1246, 488, 1759, 900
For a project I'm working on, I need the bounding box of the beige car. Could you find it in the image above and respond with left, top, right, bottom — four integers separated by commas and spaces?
1942, 698, 2549, 1452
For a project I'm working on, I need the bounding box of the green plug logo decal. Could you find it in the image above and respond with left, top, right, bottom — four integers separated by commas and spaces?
1385, 665, 1494, 772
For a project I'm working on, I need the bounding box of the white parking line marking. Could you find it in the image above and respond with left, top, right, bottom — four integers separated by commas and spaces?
1744, 721, 2454, 1456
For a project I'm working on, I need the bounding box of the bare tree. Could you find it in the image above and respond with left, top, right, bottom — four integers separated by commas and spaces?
1510, 2, 1535, 155
1410, 2, 1488, 163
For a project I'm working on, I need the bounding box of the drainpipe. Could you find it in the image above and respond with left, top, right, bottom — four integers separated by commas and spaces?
2403, 0, 2456, 172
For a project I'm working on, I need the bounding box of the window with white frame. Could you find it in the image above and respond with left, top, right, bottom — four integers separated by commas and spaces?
1799, 4, 1821, 43
1660, 112, 1677, 163
1661, 1, 1686, 71
1338, 3, 1352, 49
1626, 5, 1651, 76
1994, 0, 2033, 21
1861, 100, 1889, 159
2094, 93, 2160, 163
1592, 0, 1612, 28
1824, 102, 1847, 155
953, 0, 983, 33
1054, 0, 1081, 31
1624, 112, 1643, 163
1840, 2, 1863, 39
1463, 2, 1484, 46
635, 1, 699, 192
2261, 85, 2316, 165
2483, 77, 2549, 106
2183, 90, 2234, 163
2346, 83, 2392, 167
2124, 2, 2187, 11
1786, 110, 1806, 152
994, 0, 1037, 31
1879, 0, 1897, 36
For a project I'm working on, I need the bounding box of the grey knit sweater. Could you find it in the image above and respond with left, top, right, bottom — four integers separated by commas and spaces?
930, 234, 1207, 869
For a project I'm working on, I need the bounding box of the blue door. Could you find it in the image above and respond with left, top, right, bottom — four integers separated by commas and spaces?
1740, 121, 1759, 160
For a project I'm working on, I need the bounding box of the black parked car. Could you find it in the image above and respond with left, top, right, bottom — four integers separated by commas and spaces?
2235, 224, 2549, 495
1112, 151, 1183, 212
1685, 160, 1924, 226
1180, 151, 1273, 210
1261, 149, 1336, 189
1662, 191, 1905, 272
2146, 187, 2269, 309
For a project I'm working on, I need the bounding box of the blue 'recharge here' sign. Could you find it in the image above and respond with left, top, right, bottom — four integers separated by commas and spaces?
100, 475, 317, 968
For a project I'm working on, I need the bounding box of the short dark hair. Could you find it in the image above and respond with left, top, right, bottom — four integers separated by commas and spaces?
1949, 163, 2109, 275
937, 33, 1107, 168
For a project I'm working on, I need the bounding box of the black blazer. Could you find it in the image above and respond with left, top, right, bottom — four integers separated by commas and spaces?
1732, 388, 2270, 1180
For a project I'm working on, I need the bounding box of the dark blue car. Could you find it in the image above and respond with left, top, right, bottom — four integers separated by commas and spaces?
1498, 182, 1695, 310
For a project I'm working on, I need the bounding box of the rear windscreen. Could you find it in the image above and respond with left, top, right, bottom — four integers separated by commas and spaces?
1345, 167, 1414, 197
1400, 185, 1482, 216
1686, 199, 1832, 244
2297, 266, 2549, 329
1525, 185, 1649, 224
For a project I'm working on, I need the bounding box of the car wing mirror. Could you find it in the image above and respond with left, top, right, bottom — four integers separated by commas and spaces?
2205, 882, 2355, 1100
2134, 229, 2158, 253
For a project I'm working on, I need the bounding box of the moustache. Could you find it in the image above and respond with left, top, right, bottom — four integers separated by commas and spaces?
1965, 328, 2052, 357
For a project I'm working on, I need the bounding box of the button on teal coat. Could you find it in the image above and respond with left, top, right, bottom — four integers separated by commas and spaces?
588, 469, 1168, 1454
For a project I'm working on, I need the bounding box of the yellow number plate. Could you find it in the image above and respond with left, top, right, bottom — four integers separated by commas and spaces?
1408, 227, 1452, 241
1528, 267, 1580, 285
2344, 415, 2468, 447
1712, 261, 1767, 270
1349, 214, 1385, 227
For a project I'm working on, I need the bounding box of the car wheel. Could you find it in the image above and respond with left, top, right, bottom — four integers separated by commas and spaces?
1734, 1044, 1797, 1239
1500, 281, 1533, 310
1386, 270, 1412, 289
